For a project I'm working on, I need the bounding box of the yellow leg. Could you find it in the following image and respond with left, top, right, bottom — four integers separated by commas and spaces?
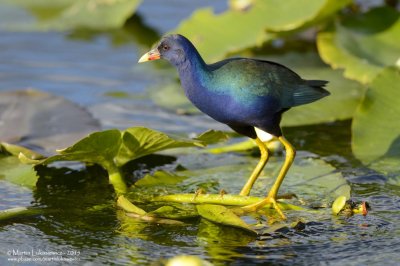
242, 136, 296, 219
239, 137, 270, 196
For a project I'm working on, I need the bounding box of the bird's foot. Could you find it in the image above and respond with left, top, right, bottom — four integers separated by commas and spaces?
192, 188, 206, 201
241, 196, 286, 220
219, 189, 227, 198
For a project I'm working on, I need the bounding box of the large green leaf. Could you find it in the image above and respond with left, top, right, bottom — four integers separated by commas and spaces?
352, 67, 400, 166
134, 171, 187, 187
1, 126, 228, 194
34, 127, 225, 168
197, 204, 256, 233
3, 0, 142, 30
41, 129, 122, 170
0, 89, 100, 154
16, 127, 226, 192
172, 0, 350, 62
317, 7, 400, 84
116, 128, 226, 166
0, 156, 38, 188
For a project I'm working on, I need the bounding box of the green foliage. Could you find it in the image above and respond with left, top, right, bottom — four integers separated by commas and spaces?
0, 207, 43, 222
0, 156, 38, 188
196, 204, 256, 233
28, 127, 224, 168
332, 195, 347, 215
317, 7, 400, 84
117, 195, 146, 215
5, 127, 226, 193
352, 68, 400, 169
172, 0, 351, 62
134, 171, 188, 187
4, 0, 142, 30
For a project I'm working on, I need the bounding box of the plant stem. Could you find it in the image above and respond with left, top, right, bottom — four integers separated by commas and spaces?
108, 165, 127, 195
0, 207, 43, 222
153, 194, 303, 211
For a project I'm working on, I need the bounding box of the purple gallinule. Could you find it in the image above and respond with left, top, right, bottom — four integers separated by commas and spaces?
138, 34, 329, 218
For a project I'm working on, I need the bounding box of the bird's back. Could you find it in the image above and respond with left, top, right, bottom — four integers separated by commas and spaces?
207, 58, 329, 110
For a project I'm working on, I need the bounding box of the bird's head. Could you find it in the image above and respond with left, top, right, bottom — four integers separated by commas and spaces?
138, 34, 195, 67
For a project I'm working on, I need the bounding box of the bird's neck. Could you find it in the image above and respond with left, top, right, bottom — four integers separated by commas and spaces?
176, 47, 208, 77
175, 47, 211, 100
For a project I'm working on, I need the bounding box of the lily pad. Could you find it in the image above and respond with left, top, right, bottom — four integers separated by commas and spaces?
147, 205, 198, 219
332, 195, 347, 215
172, 0, 350, 62
0, 156, 38, 188
197, 204, 256, 233
17, 127, 226, 192
117, 195, 146, 215
35, 128, 225, 167
134, 171, 188, 187
317, 7, 400, 84
0, 89, 100, 154
0, 207, 43, 222
352, 67, 400, 167
3, 0, 142, 30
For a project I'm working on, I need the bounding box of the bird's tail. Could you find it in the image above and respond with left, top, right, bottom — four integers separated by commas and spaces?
291, 80, 330, 107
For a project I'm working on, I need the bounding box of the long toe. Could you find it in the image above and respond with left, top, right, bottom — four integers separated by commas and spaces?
241, 196, 286, 219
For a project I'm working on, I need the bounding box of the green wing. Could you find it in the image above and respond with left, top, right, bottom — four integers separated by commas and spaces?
209, 58, 328, 108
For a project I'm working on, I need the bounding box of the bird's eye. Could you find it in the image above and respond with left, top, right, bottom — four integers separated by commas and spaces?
162, 45, 169, 51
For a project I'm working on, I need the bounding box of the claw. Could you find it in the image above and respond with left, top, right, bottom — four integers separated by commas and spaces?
192, 188, 206, 201
241, 196, 287, 219
219, 189, 227, 198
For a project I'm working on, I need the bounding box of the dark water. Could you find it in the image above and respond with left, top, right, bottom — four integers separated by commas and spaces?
1, 1, 400, 265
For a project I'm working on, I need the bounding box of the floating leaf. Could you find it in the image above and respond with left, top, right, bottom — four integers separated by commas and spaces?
5, 0, 142, 30
165, 255, 212, 266
134, 171, 188, 187
117, 195, 147, 215
115, 127, 206, 167
0, 156, 39, 188
34, 127, 223, 168
0, 89, 100, 154
147, 205, 198, 219
0, 142, 45, 160
317, 7, 400, 84
352, 67, 400, 166
195, 130, 229, 145
173, 0, 350, 62
332, 195, 347, 215
117, 196, 186, 224
196, 204, 256, 233
20, 127, 225, 192
39, 129, 122, 172
0, 207, 43, 222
